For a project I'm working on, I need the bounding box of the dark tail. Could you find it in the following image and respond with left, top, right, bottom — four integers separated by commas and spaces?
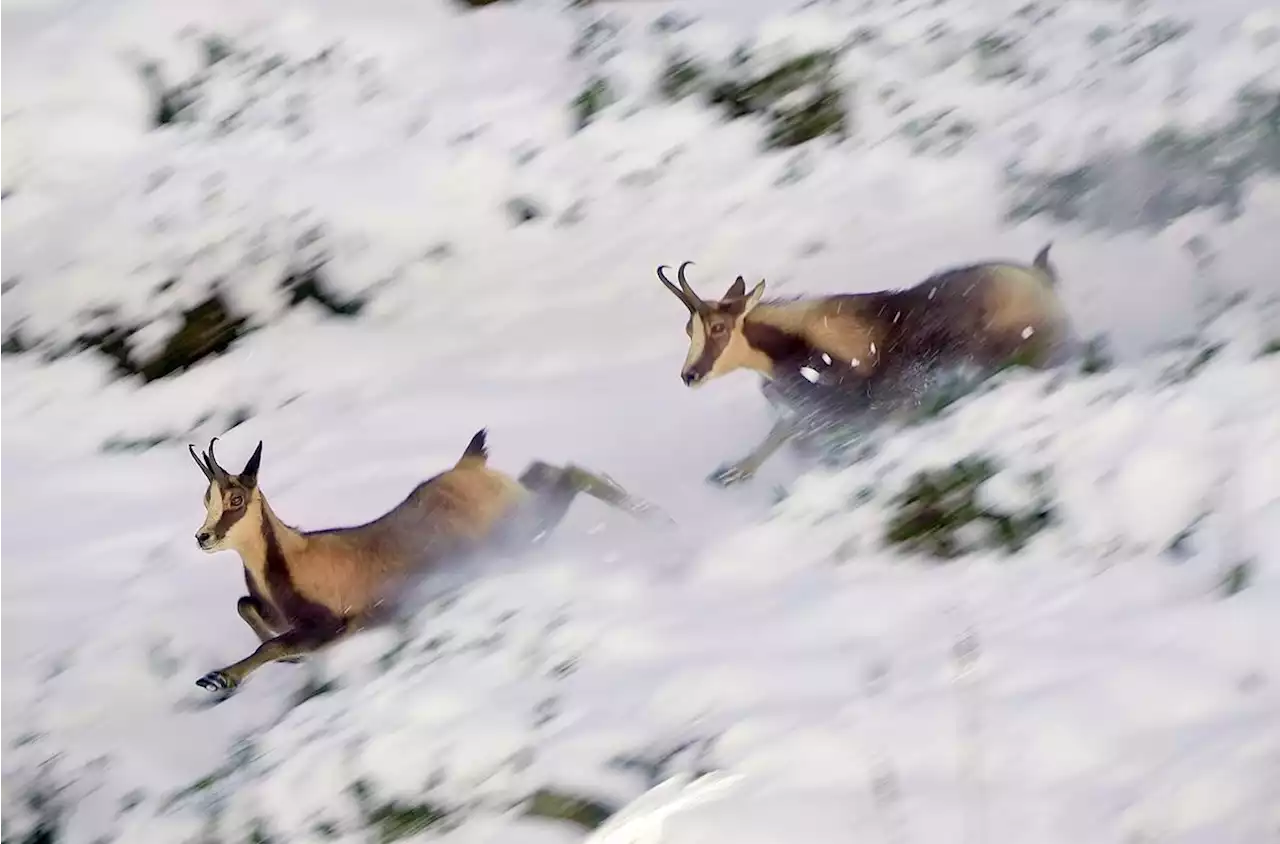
456, 428, 489, 467
1033, 242, 1058, 287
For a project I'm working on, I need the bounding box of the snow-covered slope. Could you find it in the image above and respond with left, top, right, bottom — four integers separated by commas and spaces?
3, 0, 1279, 843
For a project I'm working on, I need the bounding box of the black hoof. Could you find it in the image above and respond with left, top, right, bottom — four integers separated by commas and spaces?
195, 671, 234, 692
707, 464, 754, 487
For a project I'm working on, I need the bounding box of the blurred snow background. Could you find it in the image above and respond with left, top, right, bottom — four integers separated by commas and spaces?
2, 0, 1279, 842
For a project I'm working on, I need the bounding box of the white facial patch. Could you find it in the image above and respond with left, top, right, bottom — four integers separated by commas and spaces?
199, 485, 226, 543
1021, 326, 1035, 339
684, 316, 707, 372
204, 485, 225, 521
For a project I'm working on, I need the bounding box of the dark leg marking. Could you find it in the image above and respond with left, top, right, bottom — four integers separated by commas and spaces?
236, 596, 278, 643
195, 621, 349, 693
235, 596, 304, 663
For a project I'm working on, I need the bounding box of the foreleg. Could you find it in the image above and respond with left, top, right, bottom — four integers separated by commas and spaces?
706, 416, 798, 487
235, 596, 308, 664
195, 620, 348, 694
236, 596, 280, 643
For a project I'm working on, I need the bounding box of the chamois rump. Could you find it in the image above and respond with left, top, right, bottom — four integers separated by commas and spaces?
656, 244, 1074, 485
188, 431, 663, 693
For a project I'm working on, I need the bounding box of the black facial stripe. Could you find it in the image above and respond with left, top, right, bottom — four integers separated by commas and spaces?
690, 318, 731, 377
211, 501, 247, 539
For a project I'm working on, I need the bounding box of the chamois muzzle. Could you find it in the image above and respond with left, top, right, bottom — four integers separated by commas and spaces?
195, 530, 214, 549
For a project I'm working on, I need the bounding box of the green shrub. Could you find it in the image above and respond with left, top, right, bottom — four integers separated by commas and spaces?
885, 457, 1055, 559
706, 50, 851, 149
523, 789, 616, 831
572, 76, 615, 131
657, 54, 707, 101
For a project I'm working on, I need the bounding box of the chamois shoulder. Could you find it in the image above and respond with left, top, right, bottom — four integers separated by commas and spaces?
740, 296, 885, 376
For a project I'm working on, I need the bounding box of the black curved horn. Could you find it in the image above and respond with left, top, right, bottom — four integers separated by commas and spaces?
189, 444, 214, 481
205, 437, 230, 483
657, 264, 695, 313
675, 261, 703, 308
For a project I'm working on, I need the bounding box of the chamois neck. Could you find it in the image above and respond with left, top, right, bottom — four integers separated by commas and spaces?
229, 493, 305, 568
258, 494, 304, 547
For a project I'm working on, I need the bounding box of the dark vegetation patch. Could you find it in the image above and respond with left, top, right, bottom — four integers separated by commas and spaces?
572, 76, 616, 131
99, 405, 252, 453
884, 456, 1055, 559
1079, 335, 1115, 375
69, 292, 250, 383
1005, 85, 1280, 231
609, 735, 719, 788
280, 263, 366, 317
348, 779, 452, 843
656, 53, 707, 101
505, 196, 544, 226
522, 789, 616, 831
131, 29, 361, 138
567, 6, 849, 148
6, 245, 368, 382
1220, 560, 1253, 597
706, 49, 850, 149
0, 762, 65, 844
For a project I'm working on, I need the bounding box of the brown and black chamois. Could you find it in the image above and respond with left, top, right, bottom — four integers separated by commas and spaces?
656, 244, 1075, 485
187, 431, 665, 694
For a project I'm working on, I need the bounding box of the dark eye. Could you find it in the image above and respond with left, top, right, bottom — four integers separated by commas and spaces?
709, 322, 727, 336
229, 493, 244, 508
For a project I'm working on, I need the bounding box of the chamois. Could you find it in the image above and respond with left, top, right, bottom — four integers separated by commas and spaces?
656, 244, 1074, 485
188, 432, 664, 693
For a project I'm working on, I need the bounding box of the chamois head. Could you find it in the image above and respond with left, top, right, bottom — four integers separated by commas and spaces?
189, 438, 264, 553
656, 261, 767, 387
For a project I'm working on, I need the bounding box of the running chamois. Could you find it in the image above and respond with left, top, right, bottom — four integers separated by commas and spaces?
656, 245, 1074, 485
188, 432, 663, 693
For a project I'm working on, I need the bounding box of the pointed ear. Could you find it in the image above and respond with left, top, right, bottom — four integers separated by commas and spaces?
743, 279, 766, 314
240, 441, 263, 486
724, 275, 747, 299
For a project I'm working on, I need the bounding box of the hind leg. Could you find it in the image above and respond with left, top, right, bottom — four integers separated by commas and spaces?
512, 461, 671, 543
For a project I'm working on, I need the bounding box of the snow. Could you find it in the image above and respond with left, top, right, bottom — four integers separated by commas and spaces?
3, 0, 1280, 842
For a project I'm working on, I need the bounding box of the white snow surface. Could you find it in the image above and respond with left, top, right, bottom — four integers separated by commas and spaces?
3, 0, 1280, 842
